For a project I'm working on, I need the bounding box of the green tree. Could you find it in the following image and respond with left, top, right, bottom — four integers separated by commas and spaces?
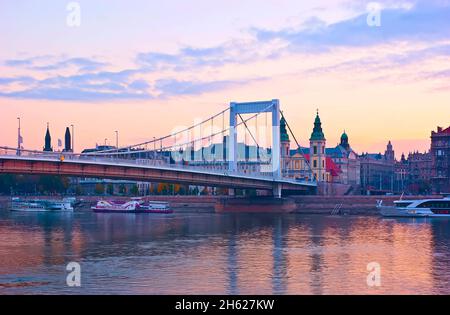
130, 185, 139, 196
107, 184, 114, 195
94, 183, 105, 195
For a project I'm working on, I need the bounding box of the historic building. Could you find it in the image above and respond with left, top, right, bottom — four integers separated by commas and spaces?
282, 112, 342, 183
326, 131, 361, 187
394, 151, 432, 194
431, 126, 450, 193
360, 141, 395, 194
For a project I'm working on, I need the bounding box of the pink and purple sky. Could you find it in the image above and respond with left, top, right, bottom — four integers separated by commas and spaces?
1, 0, 449, 158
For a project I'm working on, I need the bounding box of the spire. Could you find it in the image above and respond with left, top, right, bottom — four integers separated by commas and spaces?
280, 116, 289, 142
43, 123, 53, 152
64, 127, 72, 152
310, 110, 325, 141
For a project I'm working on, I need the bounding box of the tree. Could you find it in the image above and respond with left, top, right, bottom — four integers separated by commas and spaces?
130, 185, 139, 196
94, 183, 105, 195
75, 185, 83, 196
107, 184, 114, 195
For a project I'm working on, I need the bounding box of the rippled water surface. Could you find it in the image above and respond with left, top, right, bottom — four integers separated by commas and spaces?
1, 208, 450, 294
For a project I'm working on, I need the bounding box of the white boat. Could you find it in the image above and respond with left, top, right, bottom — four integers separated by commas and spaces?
91, 199, 172, 213
377, 194, 450, 217
10, 197, 74, 212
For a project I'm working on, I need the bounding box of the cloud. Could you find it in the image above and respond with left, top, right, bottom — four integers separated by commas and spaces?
254, 2, 450, 51
154, 79, 243, 97
4, 56, 108, 72
136, 40, 265, 71
0, 69, 152, 101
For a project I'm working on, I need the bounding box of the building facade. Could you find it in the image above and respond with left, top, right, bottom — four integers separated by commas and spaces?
431, 126, 450, 193
360, 141, 395, 194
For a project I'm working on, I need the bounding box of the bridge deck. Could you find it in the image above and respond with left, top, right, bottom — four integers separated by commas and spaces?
0, 155, 316, 191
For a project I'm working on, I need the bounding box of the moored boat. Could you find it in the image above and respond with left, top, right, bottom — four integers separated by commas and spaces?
10, 197, 74, 212
377, 194, 450, 217
91, 199, 172, 214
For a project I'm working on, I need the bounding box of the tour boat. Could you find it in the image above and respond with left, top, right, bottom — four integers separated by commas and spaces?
10, 197, 74, 212
377, 194, 450, 217
91, 199, 172, 214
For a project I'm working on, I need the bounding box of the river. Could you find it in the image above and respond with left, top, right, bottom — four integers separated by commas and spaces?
1, 208, 449, 294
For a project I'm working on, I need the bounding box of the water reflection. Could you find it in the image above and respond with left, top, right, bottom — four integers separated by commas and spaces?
0, 209, 450, 294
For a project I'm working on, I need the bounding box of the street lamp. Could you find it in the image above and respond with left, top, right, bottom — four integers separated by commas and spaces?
17, 117, 21, 156
104, 138, 107, 146
70, 124, 74, 153
115, 130, 119, 155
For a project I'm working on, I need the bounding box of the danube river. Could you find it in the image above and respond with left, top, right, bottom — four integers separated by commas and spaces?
1, 208, 450, 294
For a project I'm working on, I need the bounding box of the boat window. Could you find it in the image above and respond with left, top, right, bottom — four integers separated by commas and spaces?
396, 202, 412, 208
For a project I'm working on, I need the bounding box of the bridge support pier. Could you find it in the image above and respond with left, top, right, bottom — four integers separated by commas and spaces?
273, 184, 282, 198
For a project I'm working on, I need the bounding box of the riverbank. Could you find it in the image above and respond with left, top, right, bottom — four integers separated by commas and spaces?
0, 195, 439, 215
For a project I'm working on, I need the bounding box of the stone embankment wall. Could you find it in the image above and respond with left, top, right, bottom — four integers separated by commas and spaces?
0, 195, 437, 215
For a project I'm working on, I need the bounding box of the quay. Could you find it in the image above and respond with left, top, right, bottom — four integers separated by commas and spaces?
0, 195, 437, 215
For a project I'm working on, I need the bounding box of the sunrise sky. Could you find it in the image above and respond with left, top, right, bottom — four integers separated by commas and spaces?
1, 0, 449, 158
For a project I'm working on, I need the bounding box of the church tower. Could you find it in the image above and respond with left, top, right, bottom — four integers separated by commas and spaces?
63, 127, 72, 152
43, 123, 53, 152
309, 111, 326, 182
280, 117, 290, 175
385, 140, 395, 162
340, 130, 350, 151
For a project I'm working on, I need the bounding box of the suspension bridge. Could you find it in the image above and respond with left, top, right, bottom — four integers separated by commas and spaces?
0, 100, 317, 197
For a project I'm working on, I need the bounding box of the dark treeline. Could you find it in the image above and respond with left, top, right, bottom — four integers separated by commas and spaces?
0, 174, 70, 195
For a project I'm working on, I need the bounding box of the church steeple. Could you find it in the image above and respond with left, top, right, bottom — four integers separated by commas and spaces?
64, 127, 72, 152
310, 110, 325, 141
43, 123, 53, 152
280, 116, 289, 142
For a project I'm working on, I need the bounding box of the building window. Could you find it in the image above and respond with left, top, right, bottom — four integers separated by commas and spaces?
314, 146, 317, 154
322, 160, 325, 168
313, 160, 317, 168
322, 147, 325, 154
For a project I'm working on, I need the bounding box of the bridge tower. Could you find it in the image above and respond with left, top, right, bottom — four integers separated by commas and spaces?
229, 99, 282, 197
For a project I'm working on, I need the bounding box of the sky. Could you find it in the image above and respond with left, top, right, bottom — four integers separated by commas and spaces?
1, 0, 449, 158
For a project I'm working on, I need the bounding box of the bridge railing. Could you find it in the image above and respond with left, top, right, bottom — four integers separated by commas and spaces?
0, 146, 315, 185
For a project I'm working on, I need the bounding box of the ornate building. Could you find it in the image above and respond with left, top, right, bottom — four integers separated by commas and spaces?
431, 126, 450, 193
282, 111, 341, 183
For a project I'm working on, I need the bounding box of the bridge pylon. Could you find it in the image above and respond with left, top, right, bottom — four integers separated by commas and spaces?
229, 99, 281, 179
